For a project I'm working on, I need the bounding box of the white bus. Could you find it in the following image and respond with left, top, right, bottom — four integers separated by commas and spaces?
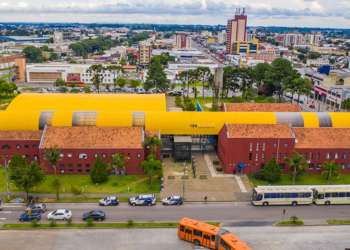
312, 186, 350, 205
252, 186, 313, 206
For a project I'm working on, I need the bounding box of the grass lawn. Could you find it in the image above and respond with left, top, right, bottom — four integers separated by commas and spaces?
2, 221, 220, 229
0, 73, 15, 80
326, 220, 350, 224
247, 173, 350, 187
22, 88, 34, 91
276, 221, 304, 225
0, 93, 18, 105
0, 165, 161, 194
176, 82, 205, 87
0, 195, 19, 203
188, 97, 232, 111
0, 67, 15, 72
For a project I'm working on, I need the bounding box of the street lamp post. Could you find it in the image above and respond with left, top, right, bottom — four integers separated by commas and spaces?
5, 159, 11, 201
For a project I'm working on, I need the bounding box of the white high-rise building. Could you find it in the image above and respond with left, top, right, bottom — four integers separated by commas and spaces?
218, 30, 227, 44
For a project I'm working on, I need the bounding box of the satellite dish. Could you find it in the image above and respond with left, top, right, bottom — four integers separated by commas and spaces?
295, 139, 298, 143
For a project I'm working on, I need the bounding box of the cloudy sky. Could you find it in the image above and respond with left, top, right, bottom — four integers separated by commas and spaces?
0, 0, 349, 28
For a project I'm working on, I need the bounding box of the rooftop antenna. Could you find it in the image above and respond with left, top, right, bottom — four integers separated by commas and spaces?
243, 7, 245, 15
235, 8, 238, 15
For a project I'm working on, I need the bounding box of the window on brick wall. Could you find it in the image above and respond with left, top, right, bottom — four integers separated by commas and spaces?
316, 164, 321, 170
309, 163, 314, 169
33, 145, 37, 148
86, 164, 90, 168
17, 145, 21, 149
262, 153, 265, 161
341, 163, 345, 169
261, 164, 265, 169
326, 153, 331, 159
77, 164, 82, 168
273, 143, 277, 147
284, 153, 288, 159
102, 153, 107, 157
249, 153, 252, 161
78, 169, 82, 173
250, 143, 253, 151
343, 153, 347, 159
68, 164, 73, 168
59, 153, 64, 157
25, 155, 30, 159
86, 169, 90, 173
69, 169, 73, 173
255, 153, 258, 161
317, 153, 320, 160
256, 143, 259, 151
34, 155, 38, 160
25, 145, 29, 148
284, 143, 289, 147
278, 153, 281, 160
137, 153, 141, 157
304, 153, 307, 159
334, 153, 339, 159
262, 143, 266, 151
272, 153, 275, 157
310, 153, 314, 161
60, 164, 64, 168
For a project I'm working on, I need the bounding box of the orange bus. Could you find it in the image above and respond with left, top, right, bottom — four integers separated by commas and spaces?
66, 81, 85, 87
178, 217, 251, 250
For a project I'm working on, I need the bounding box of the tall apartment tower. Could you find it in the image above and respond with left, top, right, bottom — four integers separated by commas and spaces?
176, 33, 191, 49
226, 9, 247, 54
138, 41, 151, 67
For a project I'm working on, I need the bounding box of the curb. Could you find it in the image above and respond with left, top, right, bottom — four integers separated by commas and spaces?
0, 226, 179, 230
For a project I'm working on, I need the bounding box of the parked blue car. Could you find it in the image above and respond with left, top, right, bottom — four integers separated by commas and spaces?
99, 197, 119, 206
19, 211, 41, 222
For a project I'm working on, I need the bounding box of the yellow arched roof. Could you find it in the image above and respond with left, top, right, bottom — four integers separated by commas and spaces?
7, 93, 166, 112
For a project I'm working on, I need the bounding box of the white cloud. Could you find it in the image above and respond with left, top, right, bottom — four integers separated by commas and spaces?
0, 0, 349, 27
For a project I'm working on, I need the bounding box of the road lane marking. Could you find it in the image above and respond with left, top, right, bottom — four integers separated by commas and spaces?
2, 205, 24, 207
0, 218, 7, 220
0, 211, 11, 213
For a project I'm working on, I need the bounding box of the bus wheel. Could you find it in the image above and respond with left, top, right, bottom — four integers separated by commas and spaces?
194, 240, 201, 246
292, 201, 297, 206
325, 201, 330, 205
263, 202, 268, 206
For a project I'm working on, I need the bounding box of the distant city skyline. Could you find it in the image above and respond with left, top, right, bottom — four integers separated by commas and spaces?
0, 0, 350, 28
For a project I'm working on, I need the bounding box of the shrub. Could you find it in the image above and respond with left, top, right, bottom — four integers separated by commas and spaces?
49, 220, 57, 227
127, 219, 134, 228
290, 215, 299, 224
252, 170, 263, 180
86, 218, 94, 227
261, 156, 282, 183
31, 219, 39, 228
230, 96, 244, 103
66, 218, 73, 226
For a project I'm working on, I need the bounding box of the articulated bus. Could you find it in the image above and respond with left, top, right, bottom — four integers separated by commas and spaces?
178, 217, 251, 250
252, 187, 313, 206
66, 81, 85, 87
312, 186, 350, 205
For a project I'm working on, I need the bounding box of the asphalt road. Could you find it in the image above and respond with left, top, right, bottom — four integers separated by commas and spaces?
1, 201, 350, 224
1, 226, 350, 250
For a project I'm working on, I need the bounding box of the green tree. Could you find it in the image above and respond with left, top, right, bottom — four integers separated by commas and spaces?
108, 153, 129, 184
142, 135, 163, 154
176, 71, 194, 98
119, 59, 127, 66
106, 65, 124, 93
59, 87, 68, 93
342, 98, 350, 111
239, 68, 255, 101
50, 177, 62, 200
42, 45, 49, 51
70, 82, 76, 89
283, 151, 308, 185
43, 145, 62, 177
129, 79, 140, 92
290, 215, 299, 224
54, 79, 67, 87
322, 161, 341, 185
127, 53, 138, 65
140, 154, 163, 189
70, 183, 87, 200
8, 154, 46, 199
308, 52, 322, 59
23, 46, 43, 63
144, 60, 169, 91
261, 156, 282, 183
196, 66, 211, 100
86, 64, 107, 93
115, 77, 127, 90
83, 86, 91, 93
50, 52, 58, 60
90, 155, 109, 183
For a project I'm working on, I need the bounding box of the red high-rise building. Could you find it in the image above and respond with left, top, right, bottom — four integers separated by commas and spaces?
226, 10, 247, 54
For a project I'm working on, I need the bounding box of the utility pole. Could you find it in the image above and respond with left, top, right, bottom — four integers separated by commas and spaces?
5, 159, 11, 201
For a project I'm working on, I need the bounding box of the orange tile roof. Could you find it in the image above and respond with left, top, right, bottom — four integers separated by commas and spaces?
0, 130, 42, 140
227, 124, 293, 138
42, 126, 142, 149
293, 127, 350, 148
225, 103, 301, 112
146, 131, 159, 138
123, 65, 136, 69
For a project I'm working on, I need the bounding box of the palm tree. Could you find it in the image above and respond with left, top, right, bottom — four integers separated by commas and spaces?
108, 153, 129, 185
142, 135, 163, 155
140, 155, 163, 189
322, 161, 341, 185
283, 150, 308, 185
43, 145, 62, 177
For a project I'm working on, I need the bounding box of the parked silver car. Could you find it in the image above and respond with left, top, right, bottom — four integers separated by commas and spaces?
26, 203, 46, 213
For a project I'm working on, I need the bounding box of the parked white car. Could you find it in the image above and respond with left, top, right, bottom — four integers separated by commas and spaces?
47, 209, 72, 221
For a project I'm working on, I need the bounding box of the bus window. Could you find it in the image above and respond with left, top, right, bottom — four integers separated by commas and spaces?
339, 192, 345, 198
346, 193, 350, 197
180, 225, 185, 232
318, 194, 324, 199
220, 239, 231, 250
325, 193, 330, 198
211, 235, 215, 242
193, 229, 202, 237
265, 193, 270, 198
285, 193, 291, 198
276, 193, 280, 198
332, 193, 338, 198
271, 193, 277, 198
306, 193, 311, 198
185, 229, 192, 234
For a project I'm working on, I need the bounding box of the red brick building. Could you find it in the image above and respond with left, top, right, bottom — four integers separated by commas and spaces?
218, 124, 350, 175
0, 126, 160, 175
222, 103, 301, 112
